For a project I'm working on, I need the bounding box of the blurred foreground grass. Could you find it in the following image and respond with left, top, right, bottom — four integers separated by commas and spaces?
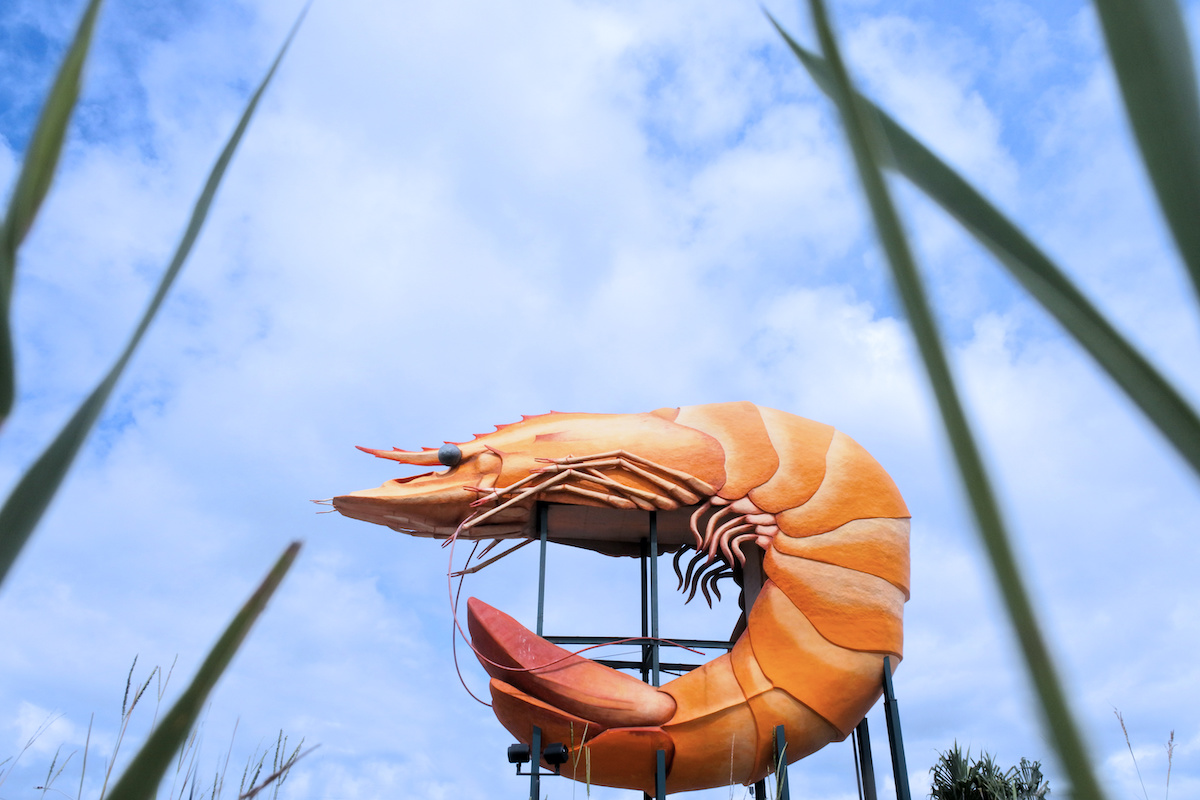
0, 1, 306, 797
773, 1, 1200, 798
0, 658, 309, 800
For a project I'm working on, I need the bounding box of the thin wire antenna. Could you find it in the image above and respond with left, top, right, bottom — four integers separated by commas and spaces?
450, 538, 534, 577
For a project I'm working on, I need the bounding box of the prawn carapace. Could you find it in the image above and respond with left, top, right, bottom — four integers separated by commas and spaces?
333, 401, 910, 793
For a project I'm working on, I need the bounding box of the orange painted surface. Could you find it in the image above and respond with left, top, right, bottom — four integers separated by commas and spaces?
764, 550, 905, 655
661, 705, 760, 791
773, 517, 911, 597
747, 582, 888, 736
490, 678, 604, 745
468, 598, 676, 728
748, 408, 834, 513
676, 402, 778, 500
776, 431, 909, 536
745, 689, 840, 778
581, 728, 675, 795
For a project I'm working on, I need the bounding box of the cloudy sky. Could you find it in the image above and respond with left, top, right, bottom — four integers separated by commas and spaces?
2, 0, 1198, 798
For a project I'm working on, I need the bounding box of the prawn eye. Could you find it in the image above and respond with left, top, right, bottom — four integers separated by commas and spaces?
438, 443, 462, 467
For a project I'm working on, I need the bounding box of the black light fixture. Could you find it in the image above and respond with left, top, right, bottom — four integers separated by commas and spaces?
543, 743, 569, 766
507, 744, 531, 765
508, 741, 570, 775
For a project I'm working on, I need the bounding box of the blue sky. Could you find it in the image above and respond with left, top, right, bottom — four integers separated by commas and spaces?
2, 0, 1199, 798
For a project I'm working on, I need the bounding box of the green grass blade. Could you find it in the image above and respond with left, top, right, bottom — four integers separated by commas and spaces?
104, 542, 301, 800
0, 10, 306, 589
0, 0, 105, 427
1091, 0, 1200, 303
777, 36, 1200, 481
776, 6, 1108, 798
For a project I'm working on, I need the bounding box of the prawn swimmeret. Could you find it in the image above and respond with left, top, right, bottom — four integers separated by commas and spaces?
332, 401, 910, 794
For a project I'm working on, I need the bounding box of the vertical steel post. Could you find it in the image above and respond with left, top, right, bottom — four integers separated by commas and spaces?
851, 730, 864, 800
530, 725, 542, 800
753, 779, 767, 799
655, 749, 667, 799
536, 502, 548, 637
855, 718, 878, 800
882, 656, 911, 800
774, 724, 791, 800
640, 537, 650, 685
641, 536, 652, 800
649, 510, 660, 687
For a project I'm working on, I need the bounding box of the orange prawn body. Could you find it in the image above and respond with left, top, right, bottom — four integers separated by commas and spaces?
333, 401, 910, 793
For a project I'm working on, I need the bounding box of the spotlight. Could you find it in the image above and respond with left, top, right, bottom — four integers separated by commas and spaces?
507, 744, 531, 764
543, 743, 569, 766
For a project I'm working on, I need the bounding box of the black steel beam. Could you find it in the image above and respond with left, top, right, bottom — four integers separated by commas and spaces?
882, 656, 911, 800
544, 636, 734, 650
650, 511, 660, 686
536, 503, 548, 637
529, 725, 541, 800
592, 659, 706, 672
774, 725, 791, 800
855, 718, 878, 800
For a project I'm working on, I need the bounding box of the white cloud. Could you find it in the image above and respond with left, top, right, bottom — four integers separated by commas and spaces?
0, 137, 14, 195
980, 0, 1058, 87
844, 12, 1019, 203
9, 703, 76, 756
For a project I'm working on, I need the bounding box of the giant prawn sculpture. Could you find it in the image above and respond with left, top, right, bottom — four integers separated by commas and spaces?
333, 401, 909, 794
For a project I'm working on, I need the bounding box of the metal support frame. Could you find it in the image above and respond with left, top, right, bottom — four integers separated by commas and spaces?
521, 506, 914, 800
748, 727, 792, 800
638, 512, 662, 687
536, 502, 548, 637
854, 718, 878, 800
774, 725, 791, 800
649, 511, 660, 687
515, 725, 569, 791
530, 725, 541, 800
851, 657, 911, 800
882, 656, 911, 800
640, 537, 650, 684
635, 512, 664, 687
643, 512, 661, 800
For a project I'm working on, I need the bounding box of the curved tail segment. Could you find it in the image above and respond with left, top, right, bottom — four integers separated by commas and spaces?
467, 598, 676, 728
467, 598, 676, 793
466, 596, 848, 793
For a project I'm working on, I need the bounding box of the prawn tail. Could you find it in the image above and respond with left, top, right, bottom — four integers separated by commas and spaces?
467, 597, 679, 793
